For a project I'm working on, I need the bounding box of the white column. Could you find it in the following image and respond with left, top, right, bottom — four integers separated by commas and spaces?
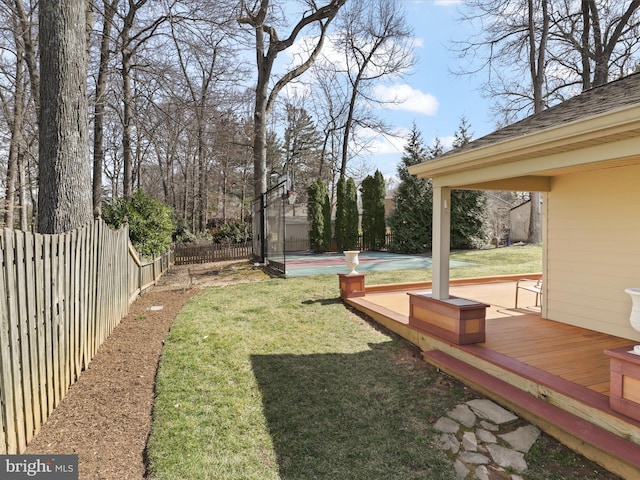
432, 185, 451, 300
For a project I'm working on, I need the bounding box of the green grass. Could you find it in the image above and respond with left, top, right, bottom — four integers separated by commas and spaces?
364, 244, 543, 285
145, 245, 618, 480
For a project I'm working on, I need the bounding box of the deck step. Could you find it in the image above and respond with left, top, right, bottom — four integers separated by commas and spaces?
423, 349, 640, 478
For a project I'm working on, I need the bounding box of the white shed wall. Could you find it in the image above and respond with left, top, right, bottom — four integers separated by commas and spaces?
546, 164, 640, 340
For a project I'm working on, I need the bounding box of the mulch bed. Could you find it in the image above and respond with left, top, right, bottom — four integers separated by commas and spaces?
25, 272, 200, 479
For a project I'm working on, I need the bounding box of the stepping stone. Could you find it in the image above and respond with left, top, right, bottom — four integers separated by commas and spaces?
462, 431, 478, 452
458, 451, 490, 465
475, 465, 491, 480
434, 416, 460, 434
466, 399, 518, 425
500, 425, 541, 453
480, 420, 498, 431
447, 403, 476, 428
486, 444, 528, 472
439, 433, 460, 454
454, 459, 469, 480
476, 428, 497, 444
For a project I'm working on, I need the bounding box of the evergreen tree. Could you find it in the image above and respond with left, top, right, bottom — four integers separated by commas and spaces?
282, 104, 323, 205
335, 175, 347, 251
344, 177, 359, 250
450, 117, 487, 249
388, 124, 433, 253
361, 170, 386, 250
335, 175, 359, 251
322, 183, 332, 250
307, 178, 331, 252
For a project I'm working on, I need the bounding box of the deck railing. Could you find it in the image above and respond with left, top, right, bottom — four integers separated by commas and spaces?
0, 220, 172, 454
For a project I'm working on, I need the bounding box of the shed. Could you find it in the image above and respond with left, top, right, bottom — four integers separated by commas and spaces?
408, 72, 640, 341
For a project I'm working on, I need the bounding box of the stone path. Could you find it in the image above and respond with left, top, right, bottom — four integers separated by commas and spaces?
435, 399, 541, 480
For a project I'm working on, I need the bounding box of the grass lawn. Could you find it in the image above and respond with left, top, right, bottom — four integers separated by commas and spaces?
145, 245, 619, 480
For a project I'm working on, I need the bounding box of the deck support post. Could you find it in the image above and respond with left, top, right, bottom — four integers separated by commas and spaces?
433, 185, 451, 300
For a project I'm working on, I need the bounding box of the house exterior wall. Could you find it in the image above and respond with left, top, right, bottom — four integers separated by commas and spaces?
546, 164, 640, 340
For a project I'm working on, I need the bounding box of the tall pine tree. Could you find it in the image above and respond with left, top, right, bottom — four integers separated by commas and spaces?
283, 104, 323, 205
361, 170, 386, 250
388, 124, 433, 253
307, 178, 331, 252
335, 175, 359, 251
450, 117, 487, 249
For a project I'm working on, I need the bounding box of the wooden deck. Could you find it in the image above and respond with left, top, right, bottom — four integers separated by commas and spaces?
344, 278, 640, 479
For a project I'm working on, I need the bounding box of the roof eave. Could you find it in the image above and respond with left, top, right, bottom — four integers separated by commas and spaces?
408, 103, 640, 179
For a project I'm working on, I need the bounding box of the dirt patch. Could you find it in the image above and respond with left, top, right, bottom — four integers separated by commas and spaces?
25, 260, 266, 479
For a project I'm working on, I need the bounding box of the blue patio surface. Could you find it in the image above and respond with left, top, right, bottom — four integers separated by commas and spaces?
281, 251, 473, 277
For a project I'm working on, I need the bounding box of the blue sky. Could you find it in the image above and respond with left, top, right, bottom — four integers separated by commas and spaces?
278, 0, 498, 181
367, 0, 496, 179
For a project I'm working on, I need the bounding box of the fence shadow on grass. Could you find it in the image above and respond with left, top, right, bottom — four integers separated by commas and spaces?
250, 343, 456, 480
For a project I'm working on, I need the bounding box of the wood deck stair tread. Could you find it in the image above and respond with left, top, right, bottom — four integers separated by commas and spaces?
423, 349, 640, 475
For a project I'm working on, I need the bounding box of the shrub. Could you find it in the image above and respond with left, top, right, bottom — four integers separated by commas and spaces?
102, 189, 175, 258
211, 221, 252, 244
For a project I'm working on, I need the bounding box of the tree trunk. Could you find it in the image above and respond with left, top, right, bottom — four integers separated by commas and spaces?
18, 152, 28, 231
14, 0, 40, 116
4, 32, 25, 228
251, 27, 271, 199
122, 47, 133, 198
580, 0, 592, 90
38, 0, 92, 234
93, 0, 118, 217
527, 0, 548, 244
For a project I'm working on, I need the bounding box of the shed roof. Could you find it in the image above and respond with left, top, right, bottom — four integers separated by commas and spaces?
445, 72, 640, 157
408, 73, 640, 190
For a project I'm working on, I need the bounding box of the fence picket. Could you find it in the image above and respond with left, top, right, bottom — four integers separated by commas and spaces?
4, 230, 26, 452
0, 221, 172, 454
41, 235, 54, 418
0, 229, 16, 453
22, 231, 41, 438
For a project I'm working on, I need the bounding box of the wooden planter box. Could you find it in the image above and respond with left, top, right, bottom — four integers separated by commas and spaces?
408, 293, 488, 345
338, 273, 365, 299
605, 346, 640, 422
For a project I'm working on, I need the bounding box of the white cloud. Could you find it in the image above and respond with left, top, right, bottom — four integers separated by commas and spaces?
373, 84, 439, 116
360, 126, 411, 155
439, 135, 456, 151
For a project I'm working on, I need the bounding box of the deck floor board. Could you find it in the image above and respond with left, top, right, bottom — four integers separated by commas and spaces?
357, 281, 633, 396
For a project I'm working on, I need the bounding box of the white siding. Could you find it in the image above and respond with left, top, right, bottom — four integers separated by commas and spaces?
546, 164, 640, 340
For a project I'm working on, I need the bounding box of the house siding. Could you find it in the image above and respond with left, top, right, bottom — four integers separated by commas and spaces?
547, 164, 640, 340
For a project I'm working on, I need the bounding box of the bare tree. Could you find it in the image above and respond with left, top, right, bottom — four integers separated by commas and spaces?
237, 0, 347, 199
0, 4, 26, 228
92, 0, 119, 218
332, 0, 414, 178
455, 0, 640, 120
116, 0, 168, 198
552, 0, 640, 90
0, 0, 39, 229
168, 4, 240, 231
38, 0, 92, 233
453, 0, 640, 243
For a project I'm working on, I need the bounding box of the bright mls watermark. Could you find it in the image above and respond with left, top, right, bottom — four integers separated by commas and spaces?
0, 455, 78, 479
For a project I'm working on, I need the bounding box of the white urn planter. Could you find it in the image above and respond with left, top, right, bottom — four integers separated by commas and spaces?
625, 288, 640, 353
344, 250, 360, 275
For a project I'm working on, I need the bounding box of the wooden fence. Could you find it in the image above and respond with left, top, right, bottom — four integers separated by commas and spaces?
0, 220, 172, 454
174, 241, 252, 265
